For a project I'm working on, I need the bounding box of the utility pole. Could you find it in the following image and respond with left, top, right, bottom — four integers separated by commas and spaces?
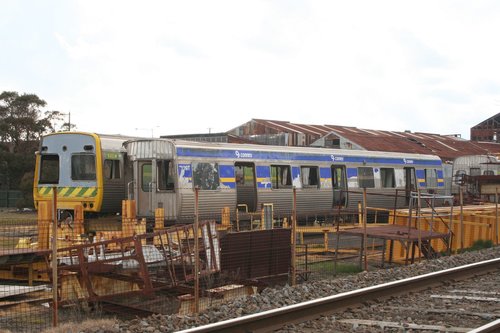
60, 112, 71, 131
135, 126, 159, 138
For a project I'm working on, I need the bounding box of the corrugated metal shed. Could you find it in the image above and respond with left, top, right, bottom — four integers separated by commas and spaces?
161, 133, 259, 145
228, 119, 500, 162
470, 112, 500, 142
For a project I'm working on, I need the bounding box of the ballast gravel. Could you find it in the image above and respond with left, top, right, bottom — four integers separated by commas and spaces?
52, 247, 500, 333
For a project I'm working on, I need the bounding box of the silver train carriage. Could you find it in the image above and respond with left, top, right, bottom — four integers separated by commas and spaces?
123, 138, 446, 223
34, 132, 446, 223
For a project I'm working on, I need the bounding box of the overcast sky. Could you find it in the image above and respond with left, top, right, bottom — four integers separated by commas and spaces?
2, 1, 500, 139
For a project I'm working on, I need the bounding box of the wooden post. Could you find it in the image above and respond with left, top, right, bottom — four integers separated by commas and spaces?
221, 207, 230, 229
73, 205, 84, 238
37, 201, 51, 249
358, 201, 362, 226
51, 187, 58, 327
323, 230, 329, 252
155, 208, 164, 230
122, 200, 136, 238
417, 187, 422, 263
291, 187, 297, 286
193, 187, 200, 313
235, 208, 240, 232
459, 186, 464, 250
363, 188, 368, 271
496, 188, 499, 246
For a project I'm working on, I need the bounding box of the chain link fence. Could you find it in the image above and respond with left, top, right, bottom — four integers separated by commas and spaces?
0, 188, 468, 332
0, 190, 23, 208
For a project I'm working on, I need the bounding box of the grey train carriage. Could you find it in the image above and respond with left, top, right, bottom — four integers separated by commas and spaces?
123, 138, 446, 224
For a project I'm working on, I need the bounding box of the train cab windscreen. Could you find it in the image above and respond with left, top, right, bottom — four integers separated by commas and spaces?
39, 154, 59, 184
71, 153, 96, 180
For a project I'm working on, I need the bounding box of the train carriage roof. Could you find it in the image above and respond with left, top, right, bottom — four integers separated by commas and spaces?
123, 138, 443, 165
40, 132, 144, 152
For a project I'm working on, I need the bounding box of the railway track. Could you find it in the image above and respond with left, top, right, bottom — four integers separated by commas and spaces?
177, 257, 500, 333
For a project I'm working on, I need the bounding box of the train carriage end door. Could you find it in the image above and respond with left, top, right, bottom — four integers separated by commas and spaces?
235, 162, 257, 213
156, 159, 176, 221
137, 160, 153, 217
331, 165, 347, 207
404, 167, 416, 205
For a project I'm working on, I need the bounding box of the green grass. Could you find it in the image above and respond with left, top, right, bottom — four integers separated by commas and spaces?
457, 239, 494, 253
299, 260, 362, 274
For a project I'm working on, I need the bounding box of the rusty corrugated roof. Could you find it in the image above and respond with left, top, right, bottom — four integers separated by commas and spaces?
246, 119, 500, 161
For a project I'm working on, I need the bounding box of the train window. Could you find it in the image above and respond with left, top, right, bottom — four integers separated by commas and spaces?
104, 159, 121, 179
301, 166, 319, 188
425, 169, 437, 187
332, 166, 346, 189
470, 168, 481, 177
141, 163, 152, 192
380, 168, 395, 188
193, 162, 220, 190
271, 165, 292, 189
235, 165, 245, 185
71, 153, 96, 181
358, 167, 375, 188
157, 160, 175, 191
484, 170, 494, 176
39, 154, 59, 184
235, 164, 254, 185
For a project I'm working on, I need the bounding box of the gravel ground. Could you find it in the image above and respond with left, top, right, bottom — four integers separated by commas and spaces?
40, 246, 500, 333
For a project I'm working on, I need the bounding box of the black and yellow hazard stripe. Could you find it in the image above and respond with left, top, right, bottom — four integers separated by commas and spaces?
38, 186, 98, 198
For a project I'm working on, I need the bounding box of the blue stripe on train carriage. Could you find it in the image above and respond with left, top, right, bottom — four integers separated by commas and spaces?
436, 169, 444, 187
176, 147, 442, 166
219, 165, 235, 189
320, 167, 332, 188
292, 166, 301, 188
347, 168, 358, 179
256, 166, 271, 188
416, 169, 426, 187
347, 168, 358, 188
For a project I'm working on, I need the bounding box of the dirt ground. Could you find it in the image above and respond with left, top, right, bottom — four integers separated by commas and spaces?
0, 209, 37, 220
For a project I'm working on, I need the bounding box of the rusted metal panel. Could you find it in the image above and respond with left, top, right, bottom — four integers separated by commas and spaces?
52, 220, 221, 305
220, 229, 291, 280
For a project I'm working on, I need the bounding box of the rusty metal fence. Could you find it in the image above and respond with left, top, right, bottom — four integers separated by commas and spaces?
1, 188, 499, 332
0, 200, 365, 332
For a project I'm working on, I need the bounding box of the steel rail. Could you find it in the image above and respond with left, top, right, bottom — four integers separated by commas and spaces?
177, 258, 500, 333
468, 319, 500, 333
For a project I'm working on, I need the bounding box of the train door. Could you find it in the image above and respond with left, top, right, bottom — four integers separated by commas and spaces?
331, 165, 347, 207
235, 162, 257, 212
404, 167, 416, 205
137, 160, 153, 216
